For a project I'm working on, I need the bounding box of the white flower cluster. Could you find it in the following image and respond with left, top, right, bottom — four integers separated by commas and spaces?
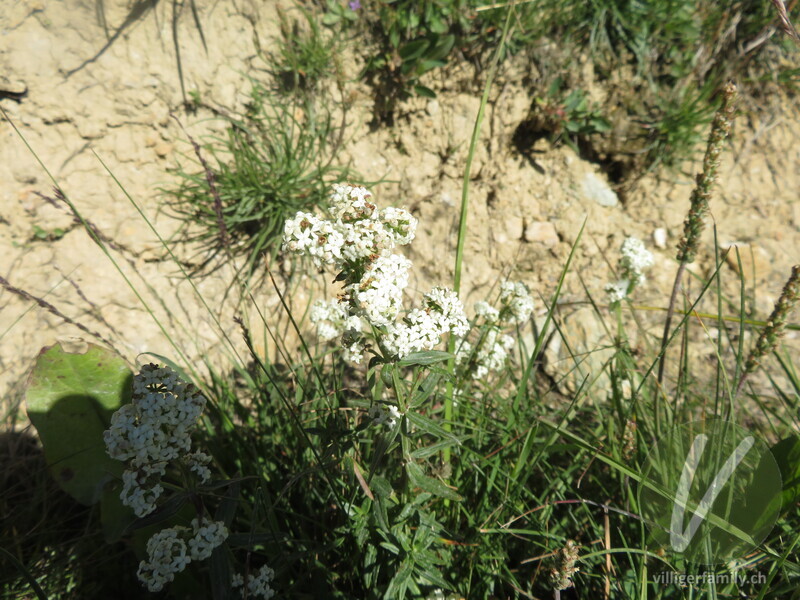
382, 287, 470, 358
104, 364, 209, 517
456, 281, 534, 379
369, 404, 402, 428
283, 183, 418, 268
456, 330, 515, 380
232, 565, 277, 599
605, 236, 654, 304
136, 519, 229, 592
352, 254, 411, 327
188, 517, 229, 561
283, 185, 469, 361
310, 300, 349, 341
499, 281, 535, 324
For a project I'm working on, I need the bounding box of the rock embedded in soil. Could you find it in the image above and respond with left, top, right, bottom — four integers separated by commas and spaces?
524, 221, 559, 247
653, 227, 668, 249
582, 172, 619, 207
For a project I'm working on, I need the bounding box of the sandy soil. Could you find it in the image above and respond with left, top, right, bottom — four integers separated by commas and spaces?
2, 0, 798, 418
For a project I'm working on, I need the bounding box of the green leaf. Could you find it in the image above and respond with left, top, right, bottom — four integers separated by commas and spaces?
398, 350, 452, 367
770, 435, 800, 512
322, 12, 341, 26
227, 532, 286, 548
25, 343, 131, 505
409, 371, 441, 409
405, 411, 458, 442
418, 59, 446, 74
215, 480, 241, 526
209, 545, 232, 600
370, 475, 394, 498
426, 34, 455, 61
410, 438, 461, 459
414, 84, 437, 98
405, 462, 461, 501
399, 39, 430, 62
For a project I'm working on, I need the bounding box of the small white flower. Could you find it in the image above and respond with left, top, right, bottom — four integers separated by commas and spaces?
424, 287, 470, 337
610, 236, 653, 295
455, 329, 515, 380
343, 339, 365, 364
474, 300, 499, 323
383, 309, 442, 358
605, 279, 629, 304
310, 299, 349, 341
104, 364, 208, 517
188, 518, 229, 561
185, 451, 212, 483
499, 281, 534, 324
351, 254, 411, 327
137, 527, 191, 592
232, 565, 276, 599
380, 206, 418, 246
369, 404, 401, 428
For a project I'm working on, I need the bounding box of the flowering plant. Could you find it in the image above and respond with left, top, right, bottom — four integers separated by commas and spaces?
284, 183, 469, 365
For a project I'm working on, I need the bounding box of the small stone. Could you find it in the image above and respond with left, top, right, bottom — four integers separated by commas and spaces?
154, 142, 173, 158
426, 100, 440, 116
653, 227, 668, 249
582, 172, 618, 207
496, 216, 523, 244
524, 221, 559, 246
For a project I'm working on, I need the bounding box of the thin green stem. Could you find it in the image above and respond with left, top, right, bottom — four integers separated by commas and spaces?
445, 0, 516, 464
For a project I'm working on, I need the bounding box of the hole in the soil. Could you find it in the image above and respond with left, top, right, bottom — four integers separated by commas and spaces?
512, 116, 635, 200
575, 138, 630, 186
512, 119, 548, 155
511, 119, 548, 174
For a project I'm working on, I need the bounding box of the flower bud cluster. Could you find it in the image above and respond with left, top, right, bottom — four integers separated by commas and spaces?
104, 364, 209, 517
549, 540, 580, 591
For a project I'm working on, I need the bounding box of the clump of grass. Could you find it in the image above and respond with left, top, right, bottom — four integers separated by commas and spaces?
166, 86, 350, 278
271, 7, 338, 94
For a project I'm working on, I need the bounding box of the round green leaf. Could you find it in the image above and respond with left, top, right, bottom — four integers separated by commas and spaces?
25, 343, 132, 505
